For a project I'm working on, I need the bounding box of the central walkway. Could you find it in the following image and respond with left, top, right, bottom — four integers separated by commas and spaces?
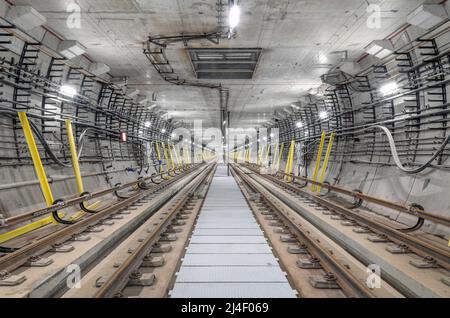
170, 165, 296, 298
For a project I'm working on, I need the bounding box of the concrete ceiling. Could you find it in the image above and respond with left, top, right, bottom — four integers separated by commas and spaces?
15, 0, 426, 128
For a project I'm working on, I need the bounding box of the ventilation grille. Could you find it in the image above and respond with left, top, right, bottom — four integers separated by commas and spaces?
188, 48, 262, 80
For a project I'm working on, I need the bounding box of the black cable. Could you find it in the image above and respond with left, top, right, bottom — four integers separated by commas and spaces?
28, 120, 72, 168
51, 199, 76, 225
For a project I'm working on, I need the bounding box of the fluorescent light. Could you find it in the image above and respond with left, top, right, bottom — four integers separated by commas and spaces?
59, 85, 77, 98
57, 40, 86, 59
270, 133, 274, 138
229, 3, 240, 29
364, 40, 394, 59
380, 82, 399, 96
308, 88, 318, 95
161, 128, 166, 133
375, 48, 392, 59
171, 133, 176, 138
296, 121, 303, 128
407, 4, 447, 30
318, 53, 328, 64
263, 137, 267, 141
319, 111, 328, 119
144, 121, 151, 128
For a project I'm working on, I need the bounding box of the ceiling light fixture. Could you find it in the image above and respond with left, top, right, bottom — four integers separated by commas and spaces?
161, 128, 166, 133
59, 85, 77, 98
229, 2, 241, 30
319, 111, 328, 119
296, 121, 303, 128
308, 88, 319, 96
364, 40, 394, 59
144, 121, 151, 128
380, 82, 399, 96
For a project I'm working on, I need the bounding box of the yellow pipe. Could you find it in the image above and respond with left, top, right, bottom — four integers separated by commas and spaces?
276, 142, 285, 172
265, 144, 270, 166
167, 143, 176, 169
311, 131, 327, 192
174, 144, 182, 168
271, 143, 279, 171
317, 132, 335, 193
161, 142, 173, 175
18, 112, 55, 207
66, 120, 84, 194
284, 140, 295, 182
0, 202, 100, 244
258, 146, 264, 166
186, 145, 191, 164
0, 215, 54, 244
155, 142, 163, 173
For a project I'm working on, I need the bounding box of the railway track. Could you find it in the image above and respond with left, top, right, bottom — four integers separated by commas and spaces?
231, 164, 450, 297
92, 163, 216, 298
0, 163, 207, 296
231, 164, 400, 298
1, 162, 447, 298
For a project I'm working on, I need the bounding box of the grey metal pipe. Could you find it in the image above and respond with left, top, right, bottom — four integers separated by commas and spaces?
0, 167, 142, 191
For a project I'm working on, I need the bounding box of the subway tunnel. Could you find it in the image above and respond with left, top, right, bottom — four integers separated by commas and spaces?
0, 0, 449, 302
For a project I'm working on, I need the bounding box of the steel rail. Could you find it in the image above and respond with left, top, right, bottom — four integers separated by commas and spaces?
244, 165, 450, 270
2, 166, 195, 227
94, 163, 216, 298
0, 164, 204, 273
231, 164, 377, 298
253, 165, 450, 228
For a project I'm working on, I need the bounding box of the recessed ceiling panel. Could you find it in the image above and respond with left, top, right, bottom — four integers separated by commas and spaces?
188, 48, 262, 79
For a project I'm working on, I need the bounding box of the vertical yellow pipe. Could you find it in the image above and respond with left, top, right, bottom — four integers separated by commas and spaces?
258, 146, 264, 166
169, 143, 176, 169
271, 143, 279, 172
155, 142, 163, 173
66, 120, 84, 194
265, 144, 270, 166
18, 112, 55, 206
276, 142, 285, 172
174, 144, 182, 168
162, 142, 173, 172
311, 131, 327, 192
317, 132, 335, 193
284, 140, 295, 182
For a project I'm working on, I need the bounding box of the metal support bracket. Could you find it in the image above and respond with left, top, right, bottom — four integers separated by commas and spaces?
25, 255, 54, 267
0, 271, 26, 286
297, 257, 323, 269
309, 273, 340, 289
127, 271, 155, 287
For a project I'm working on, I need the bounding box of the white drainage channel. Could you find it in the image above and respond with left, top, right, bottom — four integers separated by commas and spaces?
170, 165, 297, 298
